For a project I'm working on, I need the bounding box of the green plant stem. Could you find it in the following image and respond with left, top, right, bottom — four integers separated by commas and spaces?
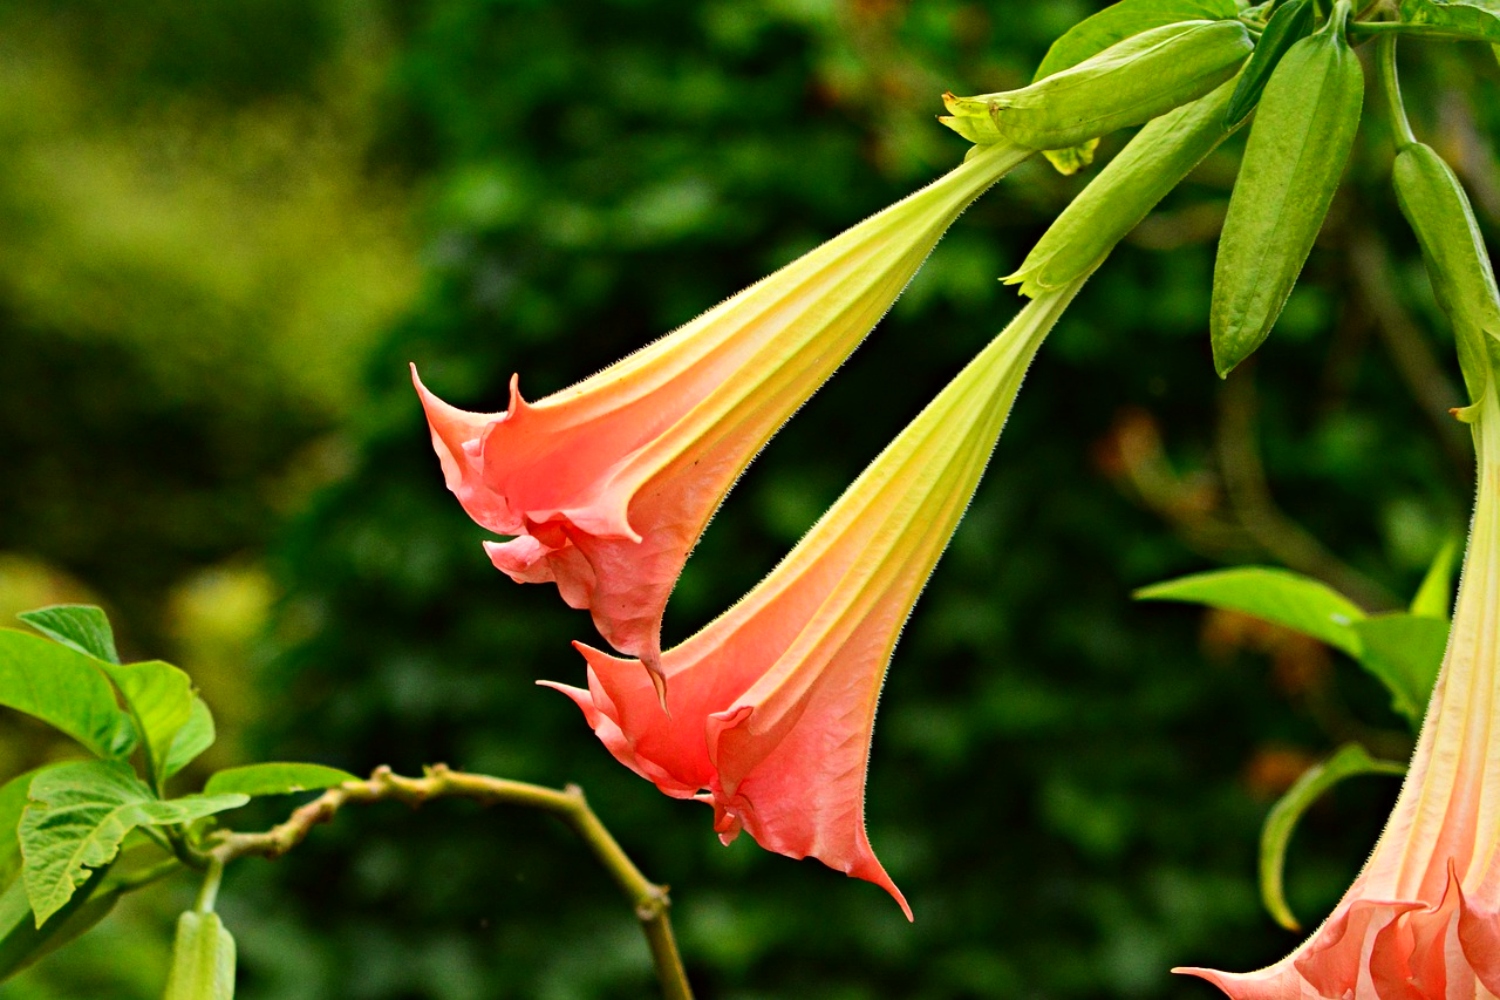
1379, 34, 1417, 147
194, 858, 223, 914
210, 765, 693, 1000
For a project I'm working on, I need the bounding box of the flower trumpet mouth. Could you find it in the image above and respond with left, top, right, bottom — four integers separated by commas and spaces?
413, 140, 1030, 689
1178, 385, 1500, 999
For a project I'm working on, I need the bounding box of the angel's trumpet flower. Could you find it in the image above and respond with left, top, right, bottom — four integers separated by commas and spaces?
413, 141, 1028, 688
1179, 377, 1500, 997
542, 280, 1088, 918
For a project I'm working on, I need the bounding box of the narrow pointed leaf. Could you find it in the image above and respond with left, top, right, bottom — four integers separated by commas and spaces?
1134, 566, 1366, 655
1259, 743, 1406, 931
164, 911, 236, 1000
17, 605, 119, 664
1410, 538, 1460, 619
163, 699, 217, 781
1350, 614, 1450, 729
0, 629, 135, 759
203, 763, 356, 799
19, 761, 247, 925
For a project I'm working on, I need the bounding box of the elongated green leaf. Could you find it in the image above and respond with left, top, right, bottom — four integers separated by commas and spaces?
17, 605, 119, 664
1134, 566, 1366, 655
164, 911, 236, 1000
100, 660, 194, 787
1031, 0, 1238, 173
1260, 743, 1406, 930
0, 629, 134, 759
1399, 0, 1500, 42
204, 763, 356, 799
1411, 539, 1460, 619
1351, 614, 1450, 729
19, 761, 246, 924
164, 699, 217, 781
0, 862, 111, 981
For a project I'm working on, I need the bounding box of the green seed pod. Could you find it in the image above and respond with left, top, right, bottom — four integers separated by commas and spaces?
1394, 141, 1500, 403
1223, 0, 1315, 128
941, 20, 1252, 152
164, 911, 236, 1000
1209, 0, 1363, 377
1007, 74, 1243, 298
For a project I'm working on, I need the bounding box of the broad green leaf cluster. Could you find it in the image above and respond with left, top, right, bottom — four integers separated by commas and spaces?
0, 605, 354, 994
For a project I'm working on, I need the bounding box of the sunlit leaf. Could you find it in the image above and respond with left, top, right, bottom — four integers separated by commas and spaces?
99, 660, 195, 787
19, 761, 246, 925
0, 629, 135, 759
1134, 566, 1366, 655
164, 698, 217, 781
1351, 614, 1450, 729
1260, 743, 1406, 931
16, 605, 119, 663
204, 763, 356, 799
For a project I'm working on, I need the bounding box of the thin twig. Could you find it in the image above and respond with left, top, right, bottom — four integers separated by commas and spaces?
211, 765, 693, 1000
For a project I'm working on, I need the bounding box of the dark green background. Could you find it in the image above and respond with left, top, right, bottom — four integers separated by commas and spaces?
1, 1, 1495, 997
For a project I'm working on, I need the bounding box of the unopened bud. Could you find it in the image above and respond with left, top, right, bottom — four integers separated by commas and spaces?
941, 19, 1251, 152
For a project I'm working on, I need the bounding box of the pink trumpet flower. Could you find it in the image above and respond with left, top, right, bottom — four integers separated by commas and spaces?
542, 281, 1089, 918
1179, 383, 1500, 998
412, 141, 1028, 688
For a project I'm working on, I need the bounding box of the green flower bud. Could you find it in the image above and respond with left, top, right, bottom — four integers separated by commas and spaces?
1223, 0, 1316, 129
1394, 141, 1500, 403
1210, 0, 1363, 377
1007, 74, 1242, 299
941, 19, 1252, 152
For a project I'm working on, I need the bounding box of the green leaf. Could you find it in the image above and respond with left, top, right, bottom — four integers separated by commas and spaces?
164, 698, 217, 781
1134, 566, 1366, 655
16, 605, 119, 664
1350, 614, 1450, 729
1260, 743, 1405, 931
204, 763, 356, 799
1410, 537, 1460, 619
0, 629, 135, 759
1033, 0, 1240, 82
0, 862, 112, 981
99, 660, 195, 788
19, 761, 246, 925
1399, 0, 1500, 43
164, 911, 236, 1000
1031, 0, 1238, 173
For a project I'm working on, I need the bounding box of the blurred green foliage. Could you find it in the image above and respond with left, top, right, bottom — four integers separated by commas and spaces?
2, 1, 1499, 998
